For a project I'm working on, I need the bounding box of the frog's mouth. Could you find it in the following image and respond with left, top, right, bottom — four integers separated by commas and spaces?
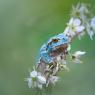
50, 43, 68, 57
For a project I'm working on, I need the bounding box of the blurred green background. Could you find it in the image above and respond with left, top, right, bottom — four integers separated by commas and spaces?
0, 0, 95, 95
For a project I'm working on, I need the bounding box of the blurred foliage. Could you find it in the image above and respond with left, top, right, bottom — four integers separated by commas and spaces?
0, 0, 95, 95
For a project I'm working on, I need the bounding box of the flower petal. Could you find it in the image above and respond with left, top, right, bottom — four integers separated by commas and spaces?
79, 4, 89, 14
37, 83, 43, 89
49, 76, 59, 85
91, 17, 95, 30
30, 71, 37, 78
69, 18, 74, 25
67, 44, 71, 51
74, 51, 86, 58
73, 18, 81, 26
37, 76, 46, 84
70, 30, 76, 36
88, 30, 94, 40
73, 58, 82, 64
75, 26, 85, 32
25, 78, 32, 88
64, 27, 69, 35
78, 32, 85, 40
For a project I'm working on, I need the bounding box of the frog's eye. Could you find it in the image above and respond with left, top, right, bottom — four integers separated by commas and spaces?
52, 38, 59, 43
46, 38, 59, 51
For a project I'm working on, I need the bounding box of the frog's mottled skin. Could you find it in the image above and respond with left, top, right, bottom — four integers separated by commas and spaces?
37, 33, 69, 64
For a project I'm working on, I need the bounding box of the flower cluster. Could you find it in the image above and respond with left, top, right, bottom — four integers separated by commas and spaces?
26, 3, 94, 89
25, 69, 46, 89
67, 3, 95, 40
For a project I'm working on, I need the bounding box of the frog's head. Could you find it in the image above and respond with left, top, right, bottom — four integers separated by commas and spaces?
46, 33, 69, 57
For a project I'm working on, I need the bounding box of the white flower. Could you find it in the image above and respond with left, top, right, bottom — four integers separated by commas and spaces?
25, 70, 38, 88
71, 3, 88, 19
72, 51, 86, 63
64, 18, 85, 37
26, 70, 46, 89
69, 18, 85, 32
79, 3, 89, 14
25, 77, 38, 88
70, 3, 95, 40
48, 76, 59, 85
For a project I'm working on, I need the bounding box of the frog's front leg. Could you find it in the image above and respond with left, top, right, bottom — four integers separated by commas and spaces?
37, 59, 47, 75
